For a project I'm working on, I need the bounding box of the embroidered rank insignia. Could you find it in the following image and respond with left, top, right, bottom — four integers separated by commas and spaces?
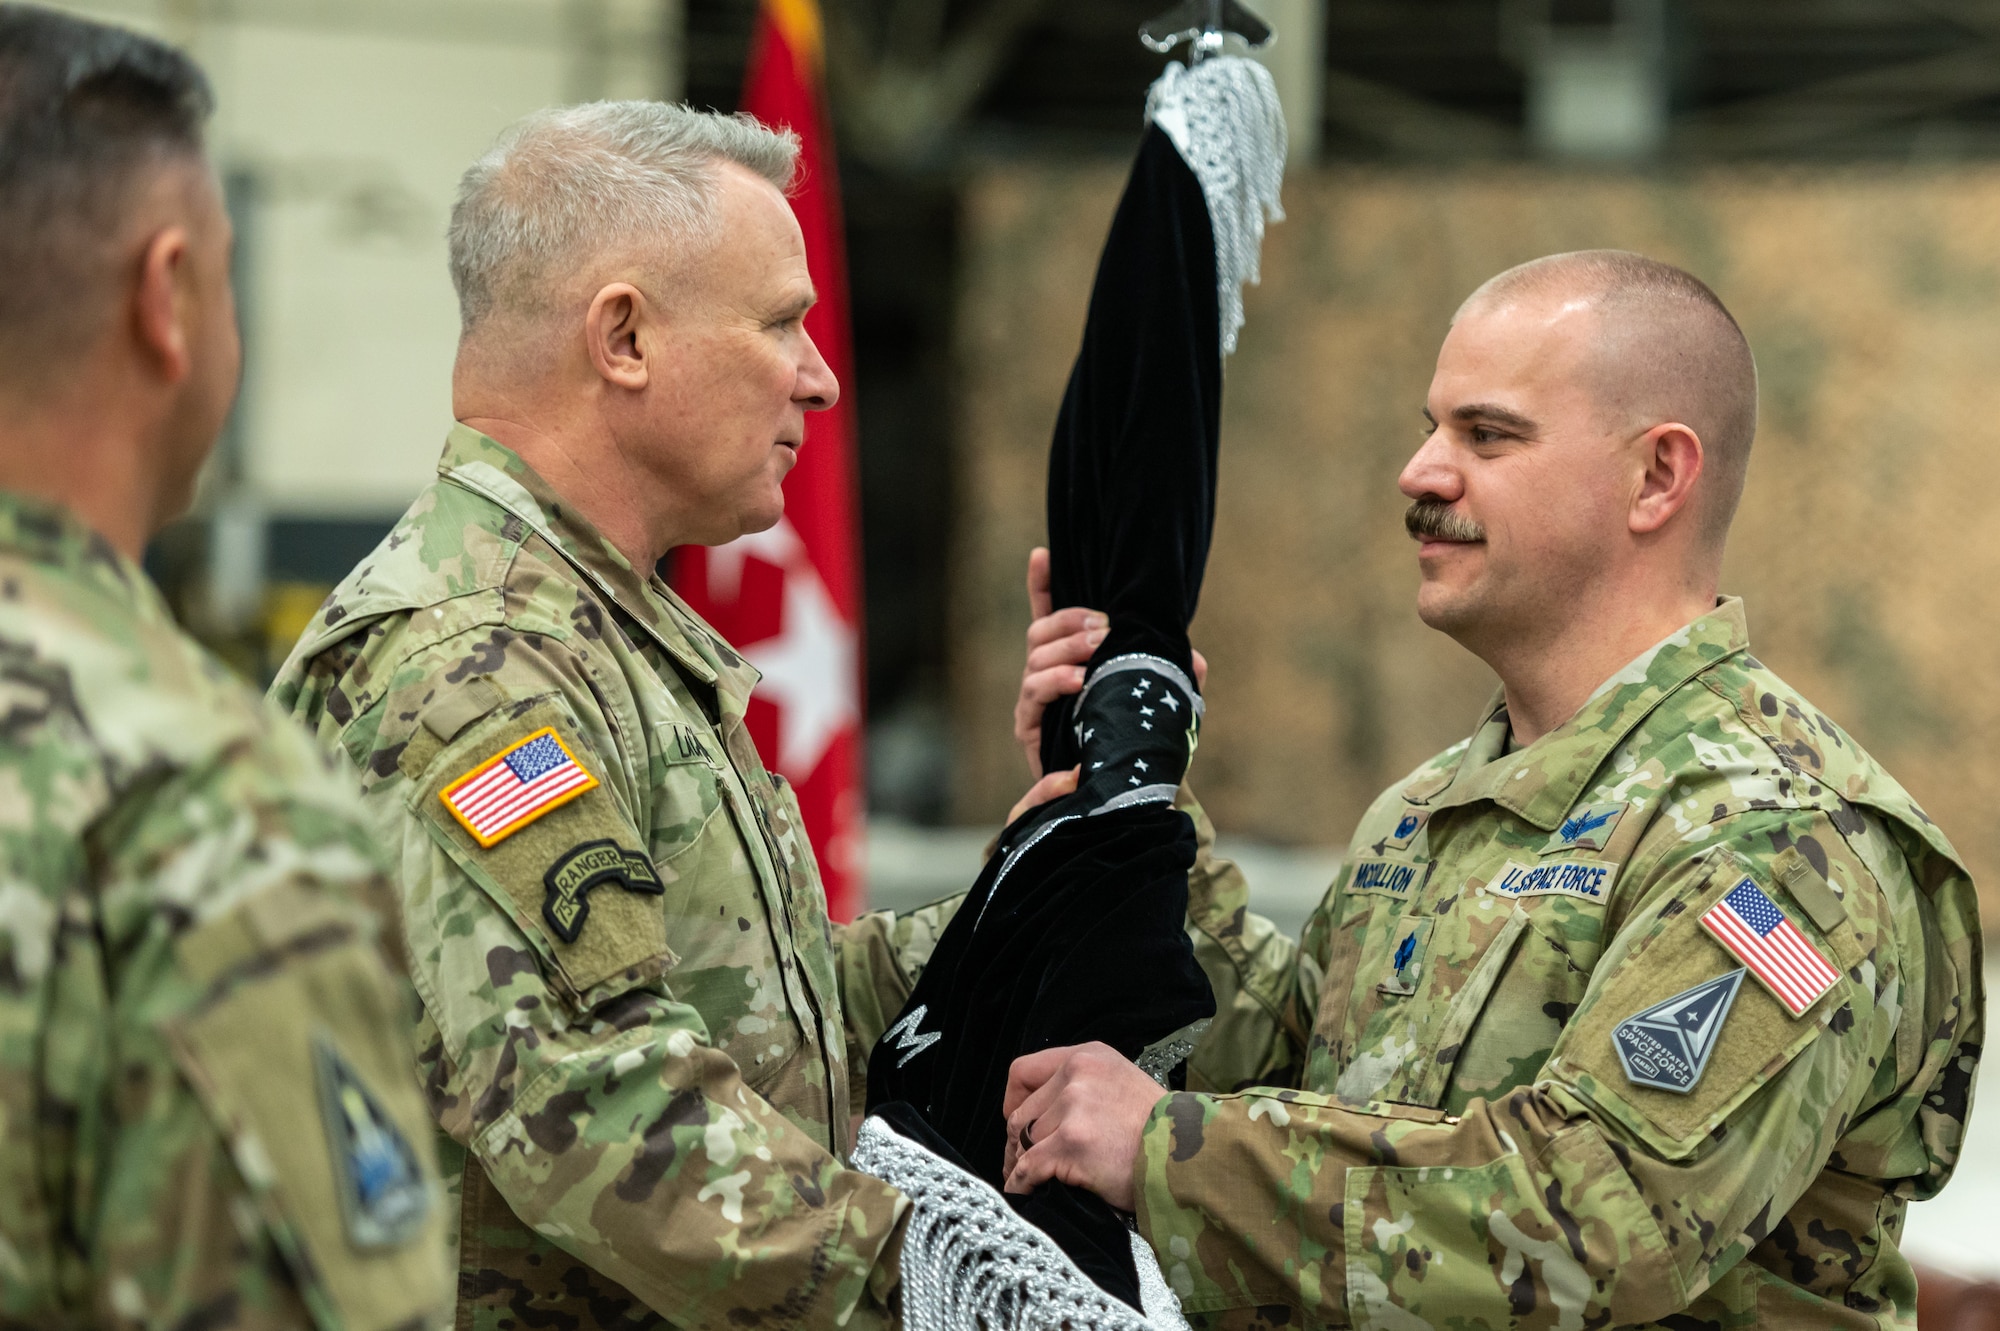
313, 1036, 430, 1248
1377, 917, 1431, 996
1489, 858, 1614, 903
1544, 801, 1627, 854
1701, 876, 1842, 1016
1382, 806, 1430, 851
542, 839, 664, 943
1347, 857, 1429, 900
440, 726, 598, 848
1612, 968, 1745, 1093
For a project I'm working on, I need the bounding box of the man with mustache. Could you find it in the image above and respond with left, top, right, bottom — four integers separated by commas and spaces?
1000, 250, 1983, 1329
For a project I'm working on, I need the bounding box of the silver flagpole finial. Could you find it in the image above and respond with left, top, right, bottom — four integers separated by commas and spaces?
1139, 0, 1272, 62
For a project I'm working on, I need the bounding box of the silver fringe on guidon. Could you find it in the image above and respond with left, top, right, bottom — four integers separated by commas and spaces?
851, 1116, 1193, 1331
1143, 54, 1287, 355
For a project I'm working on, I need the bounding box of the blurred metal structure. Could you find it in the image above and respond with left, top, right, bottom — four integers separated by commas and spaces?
1514, 0, 1670, 159
684, 0, 2000, 164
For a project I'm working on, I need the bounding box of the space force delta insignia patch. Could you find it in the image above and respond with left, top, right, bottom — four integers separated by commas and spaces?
543, 839, 664, 943
314, 1036, 430, 1248
1612, 968, 1746, 1093
440, 726, 598, 848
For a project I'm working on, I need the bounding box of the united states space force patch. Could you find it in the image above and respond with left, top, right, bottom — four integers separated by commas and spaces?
1612, 968, 1746, 1094
314, 1035, 430, 1248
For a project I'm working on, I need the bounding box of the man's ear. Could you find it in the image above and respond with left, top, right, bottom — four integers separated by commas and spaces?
584, 282, 649, 390
133, 225, 193, 385
1630, 421, 1704, 536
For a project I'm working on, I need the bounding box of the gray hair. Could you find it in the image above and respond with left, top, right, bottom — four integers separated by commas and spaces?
448, 100, 799, 334
0, 3, 213, 382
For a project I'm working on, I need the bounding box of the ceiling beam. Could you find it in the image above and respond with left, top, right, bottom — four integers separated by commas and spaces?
1672, 44, 2000, 153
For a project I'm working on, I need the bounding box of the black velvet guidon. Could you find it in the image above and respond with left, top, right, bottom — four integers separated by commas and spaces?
866, 121, 1226, 1309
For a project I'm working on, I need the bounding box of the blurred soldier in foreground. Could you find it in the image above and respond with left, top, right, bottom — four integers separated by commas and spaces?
1004, 251, 1984, 1329
272, 104, 960, 1328
0, 7, 448, 1328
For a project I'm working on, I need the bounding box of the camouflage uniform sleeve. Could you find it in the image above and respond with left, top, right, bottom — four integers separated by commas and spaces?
835, 894, 965, 1116
1177, 785, 1324, 1095
340, 637, 906, 1329
1134, 806, 1948, 1328
37, 731, 448, 1331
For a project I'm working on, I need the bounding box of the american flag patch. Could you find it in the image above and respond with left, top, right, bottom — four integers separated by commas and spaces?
1700, 876, 1842, 1016
439, 727, 599, 848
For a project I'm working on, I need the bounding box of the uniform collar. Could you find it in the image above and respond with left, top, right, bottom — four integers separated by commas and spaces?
435, 424, 736, 690
0, 490, 159, 617
1404, 597, 1750, 829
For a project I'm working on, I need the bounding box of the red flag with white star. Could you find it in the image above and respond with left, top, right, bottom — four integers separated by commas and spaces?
670, 0, 865, 920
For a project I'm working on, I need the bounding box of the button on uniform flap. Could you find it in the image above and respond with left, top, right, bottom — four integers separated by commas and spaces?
1771, 845, 1848, 933
421, 675, 506, 744
411, 696, 673, 1002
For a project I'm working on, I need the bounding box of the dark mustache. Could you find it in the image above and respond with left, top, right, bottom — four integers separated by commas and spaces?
1404, 498, 1485, 543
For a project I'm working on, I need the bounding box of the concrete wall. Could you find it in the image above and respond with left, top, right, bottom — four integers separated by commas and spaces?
953, 162, 2000, 910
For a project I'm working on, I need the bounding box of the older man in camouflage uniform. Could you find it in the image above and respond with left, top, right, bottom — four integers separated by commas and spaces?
272, 104, 951, 1328
1003, 251, 1984, 1329
0, 8, 449, 1328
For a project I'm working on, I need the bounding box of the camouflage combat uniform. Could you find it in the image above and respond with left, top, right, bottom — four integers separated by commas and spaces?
271, 426, 949, 1331
0, 493, 449, 1330
1163, 598, 1984, 1330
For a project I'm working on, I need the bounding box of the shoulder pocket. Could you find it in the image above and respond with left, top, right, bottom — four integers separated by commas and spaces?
165, 881, 448, 1331
1548, 853, 1860, 1159
407, 693, 673, 1007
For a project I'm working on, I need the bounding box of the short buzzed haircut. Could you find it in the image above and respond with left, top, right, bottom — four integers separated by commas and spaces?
1461, 250, 1759, 549
448, 101, 800, 336
0, 4, 212, 383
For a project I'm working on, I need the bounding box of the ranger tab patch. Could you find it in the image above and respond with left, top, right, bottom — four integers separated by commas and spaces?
1612, 968, 1745, 1093
1544, 801, 1627, 854
543, 839, 664, 943
314, 1035, 430, 1248
440, 726, 599, 848
1700, 876, 1841, 1016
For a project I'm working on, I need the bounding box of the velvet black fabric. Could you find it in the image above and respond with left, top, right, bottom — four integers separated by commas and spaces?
866, 121, 1225, 1310
1039, 122, 1221, 780
865, 806, 1208, 1301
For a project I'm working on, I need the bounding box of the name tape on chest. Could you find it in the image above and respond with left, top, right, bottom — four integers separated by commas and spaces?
1699, 876, 1841, 1016
439, 726, 599, 848
1490, 858, 1615, 903
662, 721, 720, 767
1347, 857, 1430, 899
